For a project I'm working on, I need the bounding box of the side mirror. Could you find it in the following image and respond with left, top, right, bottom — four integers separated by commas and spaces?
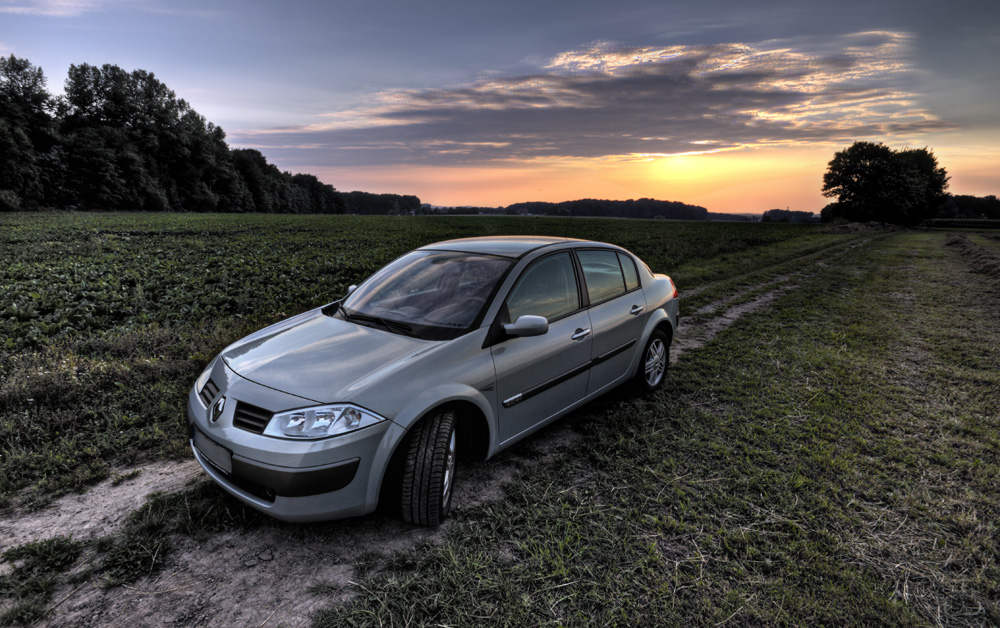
346, 284, 358, 295
503, 315, 549, 337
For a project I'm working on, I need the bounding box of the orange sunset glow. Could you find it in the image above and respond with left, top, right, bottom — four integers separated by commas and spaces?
4, 0, 997, 213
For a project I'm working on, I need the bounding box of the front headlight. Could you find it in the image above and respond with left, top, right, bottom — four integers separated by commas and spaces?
263, 404, 383, 440
195, 361, 214, 394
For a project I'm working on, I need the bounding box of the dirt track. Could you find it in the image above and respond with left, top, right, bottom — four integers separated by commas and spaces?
1, 236, 874, 627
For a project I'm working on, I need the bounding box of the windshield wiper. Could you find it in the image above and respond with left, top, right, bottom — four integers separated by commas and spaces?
348, 312, 418, 338
380, 318, 418, 337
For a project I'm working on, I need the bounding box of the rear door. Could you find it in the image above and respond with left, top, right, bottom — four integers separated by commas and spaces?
491, 251, 593, 445
577, 250, 647, 396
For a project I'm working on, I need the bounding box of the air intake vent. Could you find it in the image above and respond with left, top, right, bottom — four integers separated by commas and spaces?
234, 402, 272, 434
199, 378, 220, 407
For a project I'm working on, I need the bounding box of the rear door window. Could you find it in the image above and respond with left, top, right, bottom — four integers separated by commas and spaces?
577, 250, 627, 305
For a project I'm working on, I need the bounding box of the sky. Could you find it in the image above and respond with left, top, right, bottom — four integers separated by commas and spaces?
2, 0, 998, 213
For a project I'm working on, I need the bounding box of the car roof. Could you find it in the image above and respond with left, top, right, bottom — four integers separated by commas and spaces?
418, 236, 593, 258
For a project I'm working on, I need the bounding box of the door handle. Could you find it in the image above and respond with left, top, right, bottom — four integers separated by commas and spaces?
630, 305, 644, 316
571, 328, 591, 340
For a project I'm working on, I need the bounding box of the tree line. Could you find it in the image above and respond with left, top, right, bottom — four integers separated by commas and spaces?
0, 55, 418, 214
761, 209, 817, 223
505, 198, 715, 220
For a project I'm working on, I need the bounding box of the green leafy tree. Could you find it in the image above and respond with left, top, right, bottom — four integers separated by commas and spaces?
1, 55, 361, 213
0, 55, 52, 132
0, 55, 55, 206
895, 147, 950, 223
821, 141, 949, 224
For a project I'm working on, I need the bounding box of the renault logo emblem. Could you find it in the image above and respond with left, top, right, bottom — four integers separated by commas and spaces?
211, 396, 226, 423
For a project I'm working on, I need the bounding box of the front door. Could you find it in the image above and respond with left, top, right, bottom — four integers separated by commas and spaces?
491, 252, 592, 445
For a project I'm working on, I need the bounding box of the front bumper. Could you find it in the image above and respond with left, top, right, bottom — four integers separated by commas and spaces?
188, 360, 404, 522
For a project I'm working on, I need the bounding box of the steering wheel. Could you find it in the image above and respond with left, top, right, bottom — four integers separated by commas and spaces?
425, 296, 486, 325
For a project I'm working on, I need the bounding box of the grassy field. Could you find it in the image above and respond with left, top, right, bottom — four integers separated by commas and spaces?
1, 213, 997, 626
0, 212, 827, 508
310, 230, 999, 627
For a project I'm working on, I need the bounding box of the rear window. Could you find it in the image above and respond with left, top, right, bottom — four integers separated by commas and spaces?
618, 252, 640, 291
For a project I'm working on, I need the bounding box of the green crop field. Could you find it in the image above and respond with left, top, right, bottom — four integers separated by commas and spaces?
1, 213, 997, 627
0, 212, 832, 507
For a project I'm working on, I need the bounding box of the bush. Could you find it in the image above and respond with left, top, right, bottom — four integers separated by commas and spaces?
0, 189, 21, 211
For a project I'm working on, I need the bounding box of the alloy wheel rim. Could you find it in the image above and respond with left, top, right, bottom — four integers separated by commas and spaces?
442, 429, 456, 503
645, 339, 665, 387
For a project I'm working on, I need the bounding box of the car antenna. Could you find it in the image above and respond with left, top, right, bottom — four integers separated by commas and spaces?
563, 205, 573, 238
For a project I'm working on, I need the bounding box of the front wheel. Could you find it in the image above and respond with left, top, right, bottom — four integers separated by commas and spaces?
634, 329, 669, 392
401, 408, 457, 526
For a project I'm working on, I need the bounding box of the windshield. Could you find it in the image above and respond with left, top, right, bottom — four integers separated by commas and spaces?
337, 250, 513, 340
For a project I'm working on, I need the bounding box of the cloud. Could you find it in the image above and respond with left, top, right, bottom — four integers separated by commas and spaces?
0, 0, 216, 17
231, 31, 957, 168
142, 4, 218, 18
0, 0, 112, 16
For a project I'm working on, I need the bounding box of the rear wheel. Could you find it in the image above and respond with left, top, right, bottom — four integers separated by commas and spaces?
401, 407, 457, 525
634, 328, 669, 392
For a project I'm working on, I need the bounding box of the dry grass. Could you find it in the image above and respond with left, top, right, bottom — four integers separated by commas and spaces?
944, 234, 1000, 279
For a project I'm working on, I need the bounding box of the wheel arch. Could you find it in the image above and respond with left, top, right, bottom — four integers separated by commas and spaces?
654, 318, 674, 345
630, 308, 676, 378
376, 396, 493, 513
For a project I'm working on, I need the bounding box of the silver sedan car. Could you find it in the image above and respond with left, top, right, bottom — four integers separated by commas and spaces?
188, 236, 679, 525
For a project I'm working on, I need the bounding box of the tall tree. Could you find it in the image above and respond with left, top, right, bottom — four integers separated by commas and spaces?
0, 55, 54, 206
822, 141, 949, 224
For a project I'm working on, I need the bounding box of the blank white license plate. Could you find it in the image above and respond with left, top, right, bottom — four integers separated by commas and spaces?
194, 427, 233, 474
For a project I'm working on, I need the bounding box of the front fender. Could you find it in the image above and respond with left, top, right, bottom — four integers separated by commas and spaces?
392, 383, 496, 434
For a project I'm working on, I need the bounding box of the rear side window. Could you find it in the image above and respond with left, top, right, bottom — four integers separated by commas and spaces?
505, 252, 580, 322
618, 252, 640, 291
578, 250, 626, 304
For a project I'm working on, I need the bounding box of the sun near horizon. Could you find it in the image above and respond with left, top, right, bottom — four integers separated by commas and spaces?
3, 0, 998, 213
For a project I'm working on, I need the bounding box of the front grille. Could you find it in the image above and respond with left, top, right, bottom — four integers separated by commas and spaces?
233, 401, 272, 434
199, 378, 219, 406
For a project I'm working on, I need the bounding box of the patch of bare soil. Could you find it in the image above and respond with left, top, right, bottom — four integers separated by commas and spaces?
0, 460, 202, 554
41, 521, 428, 628
16, 424, 584, 628
3, 237, 876, 627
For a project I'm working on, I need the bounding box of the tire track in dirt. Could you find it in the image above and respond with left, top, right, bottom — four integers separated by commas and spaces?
25, 442, 573, 628
4, 235, 877, 627
671, 236, 873, 359
681, 234, 871, 301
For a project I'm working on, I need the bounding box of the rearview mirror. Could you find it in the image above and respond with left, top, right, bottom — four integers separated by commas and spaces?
346, 284, 358, 295
503, 315, 549, 337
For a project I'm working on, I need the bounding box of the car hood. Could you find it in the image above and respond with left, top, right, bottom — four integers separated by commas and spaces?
221, 312, 434, 404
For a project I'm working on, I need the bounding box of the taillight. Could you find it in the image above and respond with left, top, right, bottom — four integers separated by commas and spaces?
668, 276, 679, 299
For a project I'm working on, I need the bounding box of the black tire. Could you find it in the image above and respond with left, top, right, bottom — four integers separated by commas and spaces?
634, 328, 669, 393
400, 407, 457, 526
